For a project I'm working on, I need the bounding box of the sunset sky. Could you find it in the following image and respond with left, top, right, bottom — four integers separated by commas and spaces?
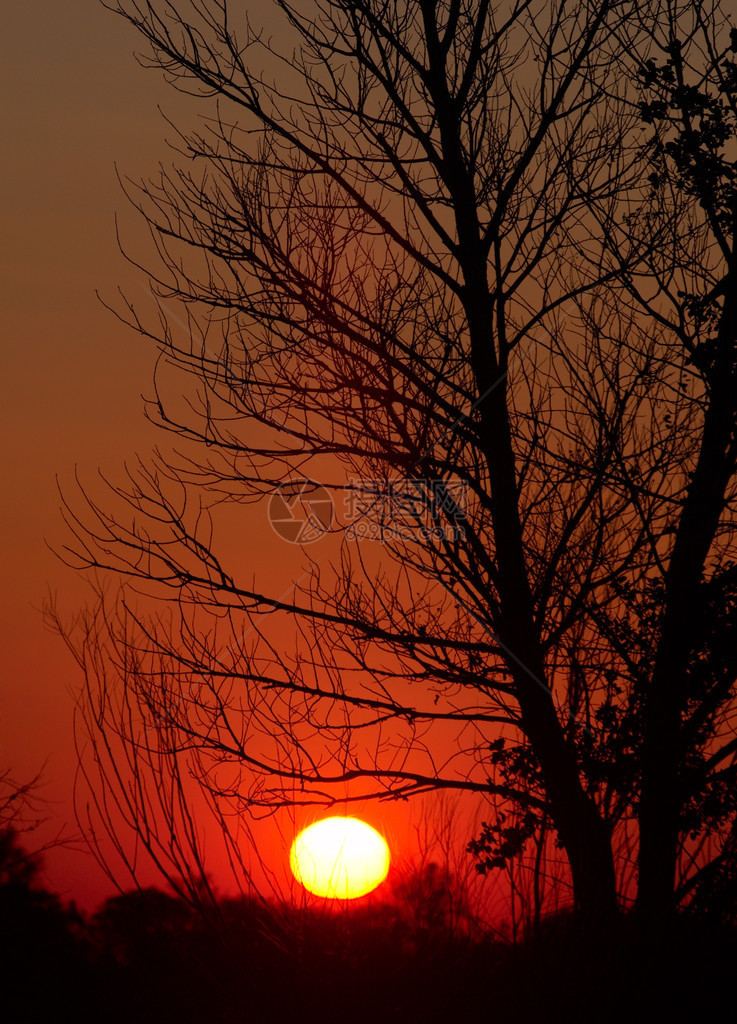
3, 6, 736, 1021
0, 0, 294, 908
1, 1, 460, 911
2, 0, 166, 905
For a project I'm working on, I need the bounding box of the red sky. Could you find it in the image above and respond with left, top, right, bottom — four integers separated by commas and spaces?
0, 0, 221, 908
1, 0, 517, 917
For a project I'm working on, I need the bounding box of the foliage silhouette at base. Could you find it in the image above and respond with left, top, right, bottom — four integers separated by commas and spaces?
2, 832, 735, 1024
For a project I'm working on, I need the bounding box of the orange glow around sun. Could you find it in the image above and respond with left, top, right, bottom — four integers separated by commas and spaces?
289, 817, 391, 899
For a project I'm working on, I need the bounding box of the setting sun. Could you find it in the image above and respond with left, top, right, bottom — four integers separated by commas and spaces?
289, 817, 390, 900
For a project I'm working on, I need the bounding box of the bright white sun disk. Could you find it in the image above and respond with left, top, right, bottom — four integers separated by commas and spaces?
289, 816, 390, 899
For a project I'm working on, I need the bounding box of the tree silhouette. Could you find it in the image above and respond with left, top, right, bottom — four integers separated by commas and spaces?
0, 809, 101, 1023
589, 0, 737, 927
0, 770, 45, 887
52, 0, 737, 932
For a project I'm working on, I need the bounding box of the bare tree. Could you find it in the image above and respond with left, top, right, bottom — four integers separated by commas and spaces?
53, 0, 737, 930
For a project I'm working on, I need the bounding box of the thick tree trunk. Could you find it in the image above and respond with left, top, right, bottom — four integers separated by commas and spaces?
458, 247, 619, 919
422, 3, 621, 919
480, 381, 620, 924
637, 278, 737, 929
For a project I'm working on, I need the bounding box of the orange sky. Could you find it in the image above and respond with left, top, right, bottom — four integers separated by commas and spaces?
0, 0, 265, 908
2, 0, 170, 906
1, 1, 520, 917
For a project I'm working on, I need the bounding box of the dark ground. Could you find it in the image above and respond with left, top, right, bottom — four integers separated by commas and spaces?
1, 867, 735, 1024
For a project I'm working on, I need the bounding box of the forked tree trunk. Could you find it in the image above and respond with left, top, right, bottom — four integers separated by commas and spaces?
423, 0, 621, 924
481, 384, 620, 925
465, 269, 620, 921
